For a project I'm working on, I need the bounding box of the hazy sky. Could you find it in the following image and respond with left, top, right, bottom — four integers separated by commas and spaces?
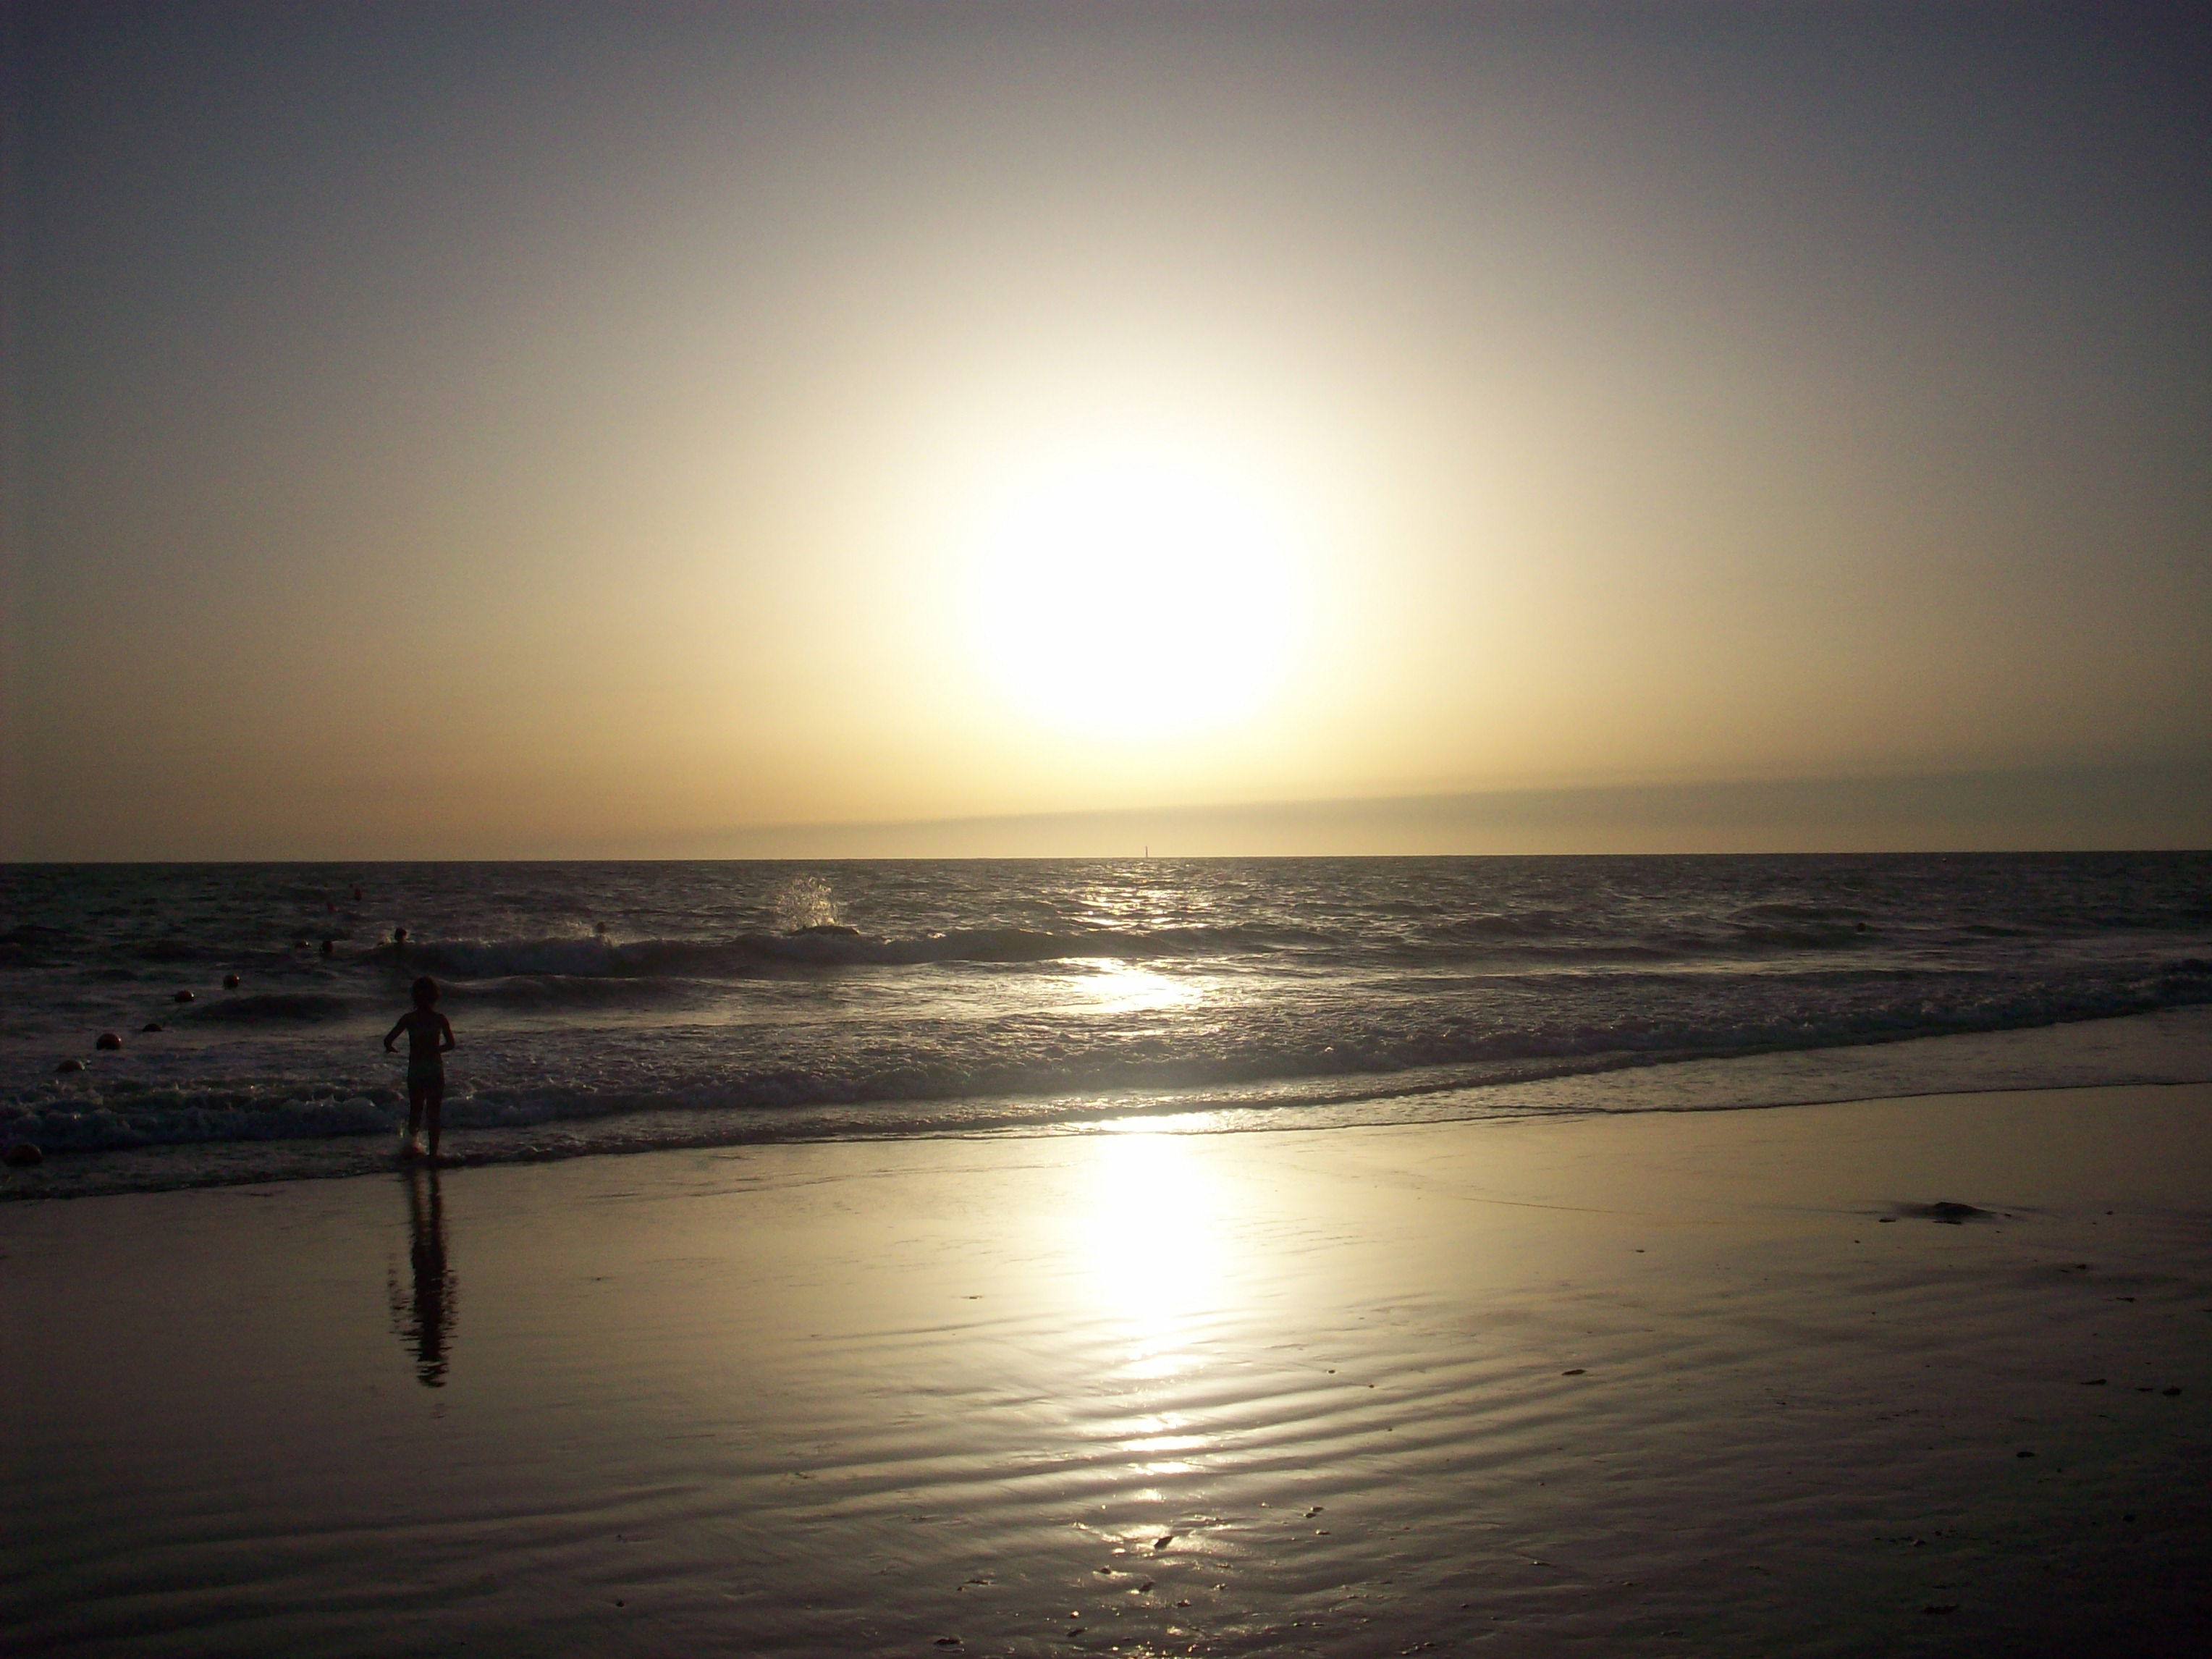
4, 1, 2208, 857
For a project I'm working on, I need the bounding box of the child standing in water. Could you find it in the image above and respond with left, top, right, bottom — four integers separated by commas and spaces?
384, 976, 456, 1160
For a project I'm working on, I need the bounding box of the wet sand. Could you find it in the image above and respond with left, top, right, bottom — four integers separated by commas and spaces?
6, 1081, 2211, 1655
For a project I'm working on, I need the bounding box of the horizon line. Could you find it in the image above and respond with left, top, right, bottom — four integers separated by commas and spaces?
8, 757, 2205, 862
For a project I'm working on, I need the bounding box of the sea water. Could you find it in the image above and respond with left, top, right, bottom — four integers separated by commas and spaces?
4, 855, 2211, 1194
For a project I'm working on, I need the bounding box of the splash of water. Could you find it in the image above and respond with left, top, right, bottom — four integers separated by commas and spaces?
772, 874, 842, 932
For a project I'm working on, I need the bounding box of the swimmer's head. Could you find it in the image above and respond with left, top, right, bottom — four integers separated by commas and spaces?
411, 976, 439, 1008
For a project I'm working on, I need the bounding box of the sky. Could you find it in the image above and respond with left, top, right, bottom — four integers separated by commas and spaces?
4, 1, 2208, 858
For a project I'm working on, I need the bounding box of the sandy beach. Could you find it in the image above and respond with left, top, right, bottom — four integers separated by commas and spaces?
7, 1073, 2211, 1656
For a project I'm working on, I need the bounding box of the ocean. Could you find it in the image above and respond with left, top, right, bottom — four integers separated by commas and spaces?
5, 854, 2211, 1195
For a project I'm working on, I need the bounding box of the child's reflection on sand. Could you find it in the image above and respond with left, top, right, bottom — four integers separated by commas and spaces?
387, 1168, 457, 1388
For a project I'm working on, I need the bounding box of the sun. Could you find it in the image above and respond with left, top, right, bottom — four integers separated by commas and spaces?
960, 446, 1311, 738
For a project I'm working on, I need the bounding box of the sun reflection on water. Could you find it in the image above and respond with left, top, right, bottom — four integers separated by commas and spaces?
1059, 958, 1200, 1017
1078, 1126, 1236, 1490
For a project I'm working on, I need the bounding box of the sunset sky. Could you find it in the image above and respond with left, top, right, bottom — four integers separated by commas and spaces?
4, 1, 2208, 858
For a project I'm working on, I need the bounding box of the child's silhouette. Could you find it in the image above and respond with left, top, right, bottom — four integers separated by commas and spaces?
384, 976, 456, 1160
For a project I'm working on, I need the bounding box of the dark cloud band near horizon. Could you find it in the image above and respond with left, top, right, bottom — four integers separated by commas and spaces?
686, 761, 2212, 861
14, 759, 2194, 863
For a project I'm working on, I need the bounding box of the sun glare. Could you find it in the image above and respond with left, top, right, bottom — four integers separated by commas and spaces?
961, 447, 1311, 738
1080, 1127, 1228, 1386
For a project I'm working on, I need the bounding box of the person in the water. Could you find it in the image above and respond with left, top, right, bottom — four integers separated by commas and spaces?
384, 976, 456, 1160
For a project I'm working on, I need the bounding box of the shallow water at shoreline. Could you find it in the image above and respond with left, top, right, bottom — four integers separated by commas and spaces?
1, 1005, 2209, 1202
12, 1008, 2212, 1203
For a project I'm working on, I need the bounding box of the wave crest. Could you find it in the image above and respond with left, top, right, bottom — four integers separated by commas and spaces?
384, 922, 1320, 981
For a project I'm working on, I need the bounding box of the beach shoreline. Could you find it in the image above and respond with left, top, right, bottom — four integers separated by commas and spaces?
9, 1003, 2212, 1204
7, 1066, 2211, 1655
